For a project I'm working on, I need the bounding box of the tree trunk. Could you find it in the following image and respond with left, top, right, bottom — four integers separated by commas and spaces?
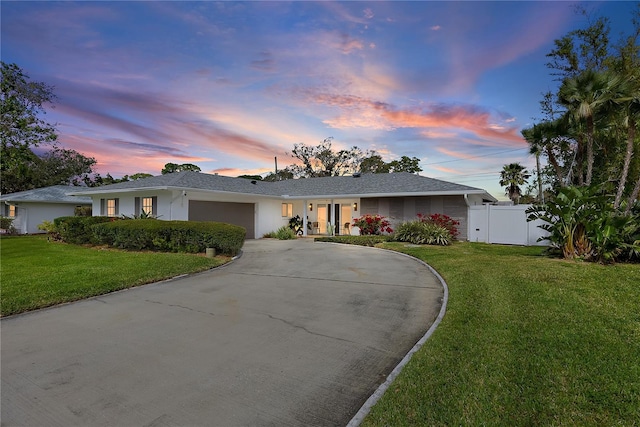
615, 118, 635, 209
546, 146, 564, 186
585, 115, 594, 186
626, 173, 640, 215
536, 153, 543, 202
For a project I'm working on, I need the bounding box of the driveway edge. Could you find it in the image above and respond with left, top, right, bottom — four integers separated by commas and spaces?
345, 247, 449, 427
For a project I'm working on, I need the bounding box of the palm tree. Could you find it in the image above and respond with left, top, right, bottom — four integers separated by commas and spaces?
558, 70, 623, 186
522, 118, 571, 190
500, 163, 531, 204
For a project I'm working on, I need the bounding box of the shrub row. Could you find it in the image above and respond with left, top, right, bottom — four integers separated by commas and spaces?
314, 235, 392, 247
92, 220, 245, 255
52, 217, 245, 255
53, 216, 115, 244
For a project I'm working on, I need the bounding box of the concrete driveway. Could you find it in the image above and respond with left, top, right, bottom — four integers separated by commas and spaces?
1, 239, 444, 426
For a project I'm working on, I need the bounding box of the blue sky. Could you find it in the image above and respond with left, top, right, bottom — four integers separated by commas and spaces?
1, 1, 635, 199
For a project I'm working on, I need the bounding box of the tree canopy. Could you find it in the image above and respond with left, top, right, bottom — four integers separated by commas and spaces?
266, 138, 422, 180
161, 162, 202, 174
521, 4, 640, 210
500, 163, 531, 204
1, 62, 98, 193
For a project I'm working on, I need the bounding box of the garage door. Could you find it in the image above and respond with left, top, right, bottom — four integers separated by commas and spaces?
188, 200, 255, 239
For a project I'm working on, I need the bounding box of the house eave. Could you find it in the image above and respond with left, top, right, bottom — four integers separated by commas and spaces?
67, 186, 283, 199
282, 189, 496, 201
2, 198, 91, 205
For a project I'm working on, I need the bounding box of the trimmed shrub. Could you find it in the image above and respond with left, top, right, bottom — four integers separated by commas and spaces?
394, 220, 451, 246
92, 220, 245, 255
275, 226, 297, 240
53, 216, 115, 244
314, 235, 392, 247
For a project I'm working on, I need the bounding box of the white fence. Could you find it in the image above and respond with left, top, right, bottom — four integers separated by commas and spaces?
468, 204, 549, 246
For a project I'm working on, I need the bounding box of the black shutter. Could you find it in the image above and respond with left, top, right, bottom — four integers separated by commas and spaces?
134, 197, 140, 215
152, 196, 158, 216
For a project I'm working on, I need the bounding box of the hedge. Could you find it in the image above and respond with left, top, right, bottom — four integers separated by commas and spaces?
314, 235, 392, 247
53, 216, 115, 244
92, 220, 245, 255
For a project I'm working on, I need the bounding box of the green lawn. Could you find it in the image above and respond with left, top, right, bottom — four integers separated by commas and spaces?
0, 235, 228, 317
363, 242, 640, 426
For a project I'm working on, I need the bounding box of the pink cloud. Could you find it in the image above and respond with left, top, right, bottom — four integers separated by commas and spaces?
300, 87, 525, 146
436, 147, 478, 160
431, 165, 462, 175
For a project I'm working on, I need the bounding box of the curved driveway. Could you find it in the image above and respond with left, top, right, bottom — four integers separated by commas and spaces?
1, 239, 443, 426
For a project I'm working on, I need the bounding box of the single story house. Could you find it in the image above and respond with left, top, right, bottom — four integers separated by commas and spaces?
67, 171, 497, 240
0, 185, 92, 234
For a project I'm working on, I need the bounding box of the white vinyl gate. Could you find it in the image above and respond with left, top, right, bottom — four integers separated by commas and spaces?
468, 204, 549, 246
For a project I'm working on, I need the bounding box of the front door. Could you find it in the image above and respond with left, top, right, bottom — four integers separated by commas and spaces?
317, 205, 328, 234
340, 204, 352, 235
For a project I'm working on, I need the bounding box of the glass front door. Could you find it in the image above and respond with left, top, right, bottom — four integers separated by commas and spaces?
317, 205, 327, 234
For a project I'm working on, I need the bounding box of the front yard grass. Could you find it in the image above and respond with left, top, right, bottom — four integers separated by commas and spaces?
0, 235, 228, 317
363, 242, 640, 426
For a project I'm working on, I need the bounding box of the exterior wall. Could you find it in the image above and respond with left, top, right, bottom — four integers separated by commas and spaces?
90, 190, 286, 239
6, 202, 89, 234
361, 195, 469, 240
468, 204, 548, 246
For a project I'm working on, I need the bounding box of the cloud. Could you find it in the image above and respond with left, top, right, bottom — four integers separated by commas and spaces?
430, 25, 441, 31
299, 87, 524, 146
250, 51, 276, 72
431, 165, 462, 174
338, 33, 365, 54
436, 147, 478, 160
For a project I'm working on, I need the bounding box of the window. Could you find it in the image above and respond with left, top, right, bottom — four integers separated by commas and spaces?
106, 199, 119, 217
281, 203, 293, 217
142, 197, 154, 215
135, 196, 157, 216
8, 205, 16, 218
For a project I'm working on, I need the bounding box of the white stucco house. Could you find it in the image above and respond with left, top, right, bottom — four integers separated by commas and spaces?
67, 171, 497, 240
0, 185, 92, 234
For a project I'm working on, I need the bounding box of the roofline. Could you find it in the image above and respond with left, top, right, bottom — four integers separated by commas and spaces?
282, 189, 497, 200
1, 199, 91, 205
67, 186, 283, 199
68, 186, 496, 202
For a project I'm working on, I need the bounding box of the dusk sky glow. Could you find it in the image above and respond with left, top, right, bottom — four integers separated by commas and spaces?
1, 1, 635, 199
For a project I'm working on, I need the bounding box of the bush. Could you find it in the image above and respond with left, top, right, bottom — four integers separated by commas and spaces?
275, 226, 297, 240
527, 185, 640, 263
53, 216, 115, 244
0, 216, 16, 234
417, 213, 460, 239
92, 220, 245, 255
394, 220, 451, 246
288, 215, 304, 235
314, 235, 392, 247
351, 214, 393, 235
74, 206, 92, 217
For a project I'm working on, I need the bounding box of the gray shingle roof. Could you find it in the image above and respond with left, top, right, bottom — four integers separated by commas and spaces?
270, 172, 489, 198
0, 185, 92, 204
67, 171, 495, 201
67, 172, 280, 196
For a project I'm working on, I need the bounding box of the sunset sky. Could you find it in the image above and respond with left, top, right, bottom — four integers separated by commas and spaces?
1, 1, 635, 199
